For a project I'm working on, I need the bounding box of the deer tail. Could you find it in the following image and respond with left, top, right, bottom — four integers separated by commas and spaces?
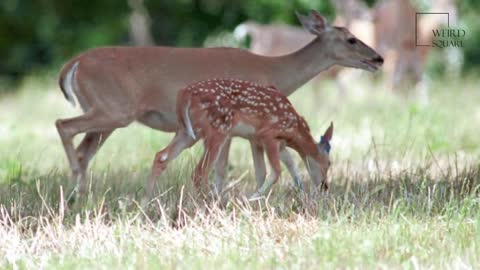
58, 61, 80, 107
184, 100, 196, 140
233, 23, 250, 41
179, 96, 196, 140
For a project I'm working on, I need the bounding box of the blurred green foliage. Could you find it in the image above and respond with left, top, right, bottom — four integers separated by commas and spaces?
0, 0, 478, 84
0, 0, 129, 80
145, 0, 334, 46
0, 0, 334, 83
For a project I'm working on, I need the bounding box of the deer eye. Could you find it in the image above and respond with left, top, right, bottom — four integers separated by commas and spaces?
347, 38, 357, 44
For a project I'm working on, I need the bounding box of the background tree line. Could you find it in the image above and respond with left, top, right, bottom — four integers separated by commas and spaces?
0, 0, 479, 85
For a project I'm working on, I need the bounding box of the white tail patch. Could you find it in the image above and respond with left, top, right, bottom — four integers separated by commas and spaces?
184, 99, 196, 140
62, 61, 80, 107
233, 23, 249, 41
160, 153, 169, 162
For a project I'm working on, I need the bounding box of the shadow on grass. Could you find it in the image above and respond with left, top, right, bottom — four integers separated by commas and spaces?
0, 161, 479, 228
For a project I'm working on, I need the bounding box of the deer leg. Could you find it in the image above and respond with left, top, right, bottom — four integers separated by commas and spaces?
252, 143, 303, 191
250, 142, 267, 189
250, 140, 281, 200
56, 110, 130, 196
279, 148, 304, 191
392, 55, 407, 91
213, 137, 231, 194
147, 130, 196, 198
192, 134, 228, 190
76, 130, 114, 180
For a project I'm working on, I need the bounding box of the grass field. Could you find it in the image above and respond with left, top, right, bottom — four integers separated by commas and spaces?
0, 73, 479, 269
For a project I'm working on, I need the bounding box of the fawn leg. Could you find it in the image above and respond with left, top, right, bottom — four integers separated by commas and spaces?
250, 142, 267, 190
250, 140, 281, 200
147, 130, 196, 198
279, 148, 304, 191
252, 143, 303, 191
213, 137, 231, 194
192, 134, 228, 190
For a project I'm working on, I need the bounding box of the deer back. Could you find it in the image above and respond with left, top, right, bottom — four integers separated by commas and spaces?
178, 79, 311, 139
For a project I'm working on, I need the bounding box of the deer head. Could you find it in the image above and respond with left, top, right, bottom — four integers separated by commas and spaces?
296, 10, 383, 72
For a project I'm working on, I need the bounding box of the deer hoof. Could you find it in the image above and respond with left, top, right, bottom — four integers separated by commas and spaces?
248, 192, 264, 201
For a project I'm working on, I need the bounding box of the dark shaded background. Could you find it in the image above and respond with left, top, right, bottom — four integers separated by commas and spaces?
0, 0, 478, 85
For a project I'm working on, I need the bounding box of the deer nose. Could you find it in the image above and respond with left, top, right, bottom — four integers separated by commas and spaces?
373, 56, 384, 64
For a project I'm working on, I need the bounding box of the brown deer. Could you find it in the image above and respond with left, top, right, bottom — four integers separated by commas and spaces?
55, 10, 382, 197
373, 0, 457, 91
149, 79, 333, 199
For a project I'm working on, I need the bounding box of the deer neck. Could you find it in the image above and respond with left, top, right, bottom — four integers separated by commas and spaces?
287, 130, 319, 160
269, 36, 336, 96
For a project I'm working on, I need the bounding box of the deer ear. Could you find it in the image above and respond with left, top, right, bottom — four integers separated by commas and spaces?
318, 122, 333, 154
309, 10, 328, 26
296, 10, 328, 35
322, 122, 334, 142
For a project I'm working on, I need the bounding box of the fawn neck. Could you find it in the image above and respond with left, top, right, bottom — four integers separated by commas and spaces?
269, 36, 335, 95
285, 126, 319, 161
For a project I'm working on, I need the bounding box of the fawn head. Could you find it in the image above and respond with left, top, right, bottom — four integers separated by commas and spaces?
306, 122, 334, 190
296, 10, 383, 72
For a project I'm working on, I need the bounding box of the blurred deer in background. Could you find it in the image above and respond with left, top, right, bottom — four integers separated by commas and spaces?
373, 0, 421, 90
128, 0, 154, 46
417, 0, 459, 77
148, 79, 333, 199
55, 10, 382, 197
233, 22, 315, 57
373, 0, 458, 94
332, 0, 372, 30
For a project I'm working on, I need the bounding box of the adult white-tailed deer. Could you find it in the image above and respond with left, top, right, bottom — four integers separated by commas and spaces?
55, 10, 382, 196
149, 79, 333, 199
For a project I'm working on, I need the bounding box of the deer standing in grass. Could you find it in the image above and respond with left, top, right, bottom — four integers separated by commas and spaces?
149, 79, 333, 199
55, 10, 382, 197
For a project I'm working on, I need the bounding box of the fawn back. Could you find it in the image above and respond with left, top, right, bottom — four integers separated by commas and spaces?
177, 79, 312, 142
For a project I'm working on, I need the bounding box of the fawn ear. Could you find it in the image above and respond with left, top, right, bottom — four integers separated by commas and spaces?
296, 10, 328, 35
322, 122, 333, 142
318, 122, 333, 153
